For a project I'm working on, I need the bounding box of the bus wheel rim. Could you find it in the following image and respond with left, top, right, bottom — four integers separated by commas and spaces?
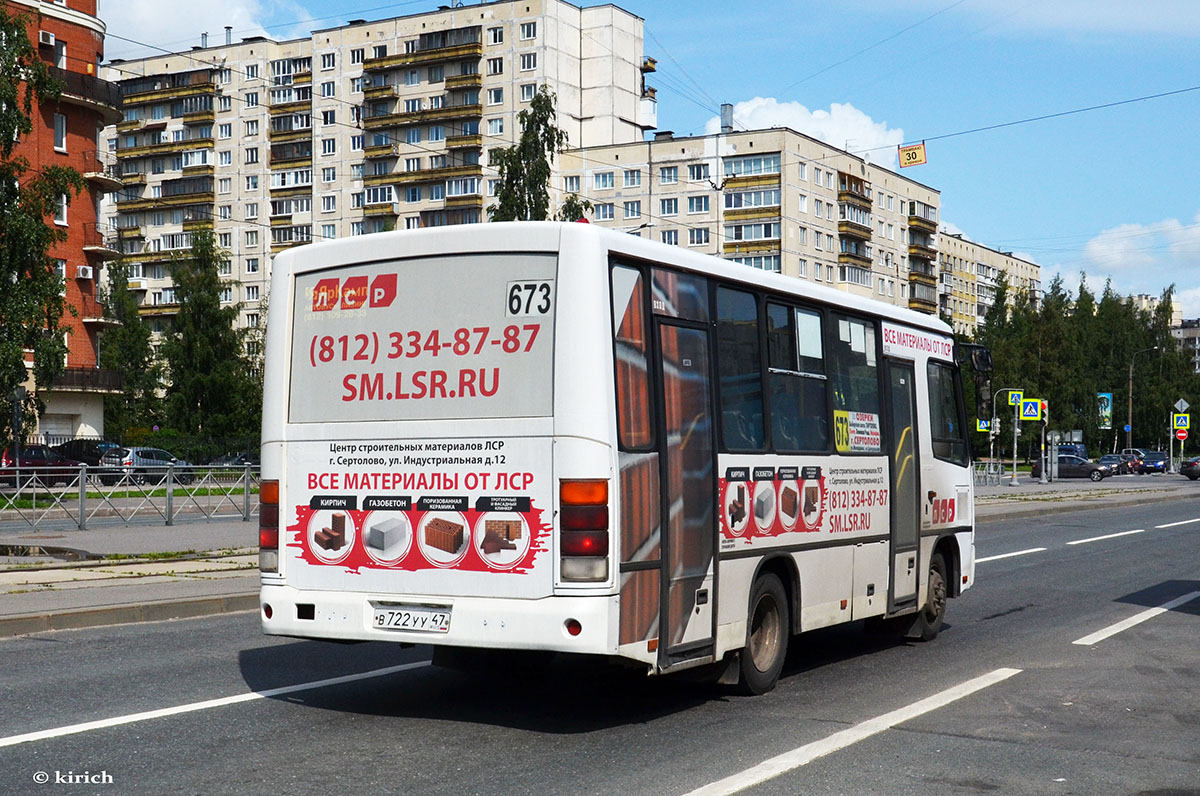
926, 567, 946, 621
748, 594, 780, 672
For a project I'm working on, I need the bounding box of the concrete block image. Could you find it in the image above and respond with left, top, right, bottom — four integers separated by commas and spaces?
366, 517, 406, 552
754, 487, 774, 522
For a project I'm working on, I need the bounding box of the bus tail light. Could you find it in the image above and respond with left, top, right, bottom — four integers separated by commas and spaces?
259, 479, 279, 573
560, 479, 609, 582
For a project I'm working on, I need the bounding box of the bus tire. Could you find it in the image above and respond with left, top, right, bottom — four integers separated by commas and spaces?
737, 573, 789, 695
913, 553, 948, 642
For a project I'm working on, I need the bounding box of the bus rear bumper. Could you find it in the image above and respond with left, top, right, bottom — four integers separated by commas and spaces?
260, 583, 617, 655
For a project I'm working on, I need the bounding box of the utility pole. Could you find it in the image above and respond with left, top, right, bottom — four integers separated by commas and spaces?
1127, 346, 1158, 450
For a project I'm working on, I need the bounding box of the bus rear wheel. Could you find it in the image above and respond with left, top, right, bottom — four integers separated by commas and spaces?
912, 553, 948, 642
738, 573, 789, 695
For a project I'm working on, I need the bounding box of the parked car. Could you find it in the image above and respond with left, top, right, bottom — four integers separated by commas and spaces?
1181, 457, 1200, 480
52, 438, 121, 467
1121, 449, 1146, 473
99, 447, 195, 485
0, 445, 83, 486
1031, 454, 1108, 481
1098, 454, 1130, 475
1057, 443, 1089, 460
1139, 451, 1168, 474
208, 450, 260, 467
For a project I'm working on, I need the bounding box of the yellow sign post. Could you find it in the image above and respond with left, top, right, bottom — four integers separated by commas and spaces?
898, 141, 927, 168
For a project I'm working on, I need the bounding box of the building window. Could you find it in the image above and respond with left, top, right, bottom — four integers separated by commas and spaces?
219, 151, 232, 165
244, 119, 259, 136
322, 138, 336, 155
53, 113, 66, 151
487, 87, 503, 105
245, 202, 258, 219
405, 157, 421, 172
688, 163, 709, 181
246, 257, 259, 274
520, 83, 536, 102
488, 27, 504, 45
246, 285, 260, 301
429, 126, 445, 142
688, 195, 710, 214
624, 201, 641, 219
595, 203, 614, 221
245, 63, 259, 79
218, 95, 232, 112
405, 186, 422, 203
218, 232, 232, 248
54, 194, 67, 225
218, 177, 231, 194
660, 198, 678, 216
373, 45, 387, 59
244, 92, 258, 108
321, 167, 336, 182
321, 53, 335, 70
520, 22, 537, 39
218, 205, 231, 220
406, 127, 422, 144
623, 169, 641, 188
350, 48, 364, 65
661, 229, 678, 245
487, 57, 504, 75
351, 221, 364, 236
688, 227, 710, 246
520, 53, 537, 71
245, 147, 258, 164
487, 118, 503, 135
660, 166, 678, 184
218, 123, 232, 139
245, 230, 258, 246
322, 195, 336, 212
594, 172, 614, 189
563, 176, 580, 193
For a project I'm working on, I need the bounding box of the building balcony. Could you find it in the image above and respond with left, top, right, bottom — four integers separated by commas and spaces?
445, 194, 483, 209
139, 303, 181, 317
82, 223, 121, 259
363, 143, 397, 160
122, 80, 214, 108
364, 203, 399, 217
641, 56, 657, 73
115, 137, 214, 159
269, 99, 312, 116
723, 205, 780, 222
82, 151, 123, 191
363, 82, 401, 99
362, 103, 482, 130
269, 153, 313, 168
82, 312, 121, 330
268, 184, 313, 198
47, 367, 124, 394
837, 219, 872, 240
838, 250, 872, 268
118, 168, 147, 186
268, 127, 312, 143
908, 214, 938, 235
444, 73, 482, 90
269, 215, 293, 226
908, 295, 937, 314
293, 72, 312, 85
908, 270, 938, 288
181, 218, 213, 232
722, 240, 780, 255
837, 189, 872, 211
908, 242, 938, 261
392, 164, 482, 185
445, 133, 482, 149
362, 172, 399, 187
181, 164, 215, 178
721, 173, 780, 190
47, 66, 123, 125
181, 108, 216, 125
363, 42, 484, 72
126, 278, 148, 291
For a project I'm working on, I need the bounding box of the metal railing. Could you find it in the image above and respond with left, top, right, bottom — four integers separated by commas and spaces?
973, 462, 1005, 487
0, 465, 259, 529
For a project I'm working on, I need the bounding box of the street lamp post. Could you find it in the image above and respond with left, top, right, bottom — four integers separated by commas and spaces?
1126, 346, 1158, 451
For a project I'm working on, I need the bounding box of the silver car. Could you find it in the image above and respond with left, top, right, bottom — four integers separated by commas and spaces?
99, 446, 195, 485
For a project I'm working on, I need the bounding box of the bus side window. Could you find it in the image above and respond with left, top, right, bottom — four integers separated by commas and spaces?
766, 303, 829, 452
829, 315, 881, 453
928, 361, 968, 465
716, 286, 765, 451
612, 265, 653, 449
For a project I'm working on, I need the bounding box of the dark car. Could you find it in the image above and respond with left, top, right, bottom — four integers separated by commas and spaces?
1181, 457, 1200, 480
209, 450, 260, 467
0, 445, 83, 486
1098, 454, 1129, 475
1031, 454, 1107, 481
1057, 443, 1089, 460
52, 438, 121, 467
99, 447, 195, 485
1139, 451, 1168, 474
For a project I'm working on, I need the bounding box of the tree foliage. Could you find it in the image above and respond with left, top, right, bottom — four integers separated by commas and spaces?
159, 230, 259, 437
0, 8, 84, 438
969, 276, 1198, 459
488, 86, 569, 222
100, 259, 162, 437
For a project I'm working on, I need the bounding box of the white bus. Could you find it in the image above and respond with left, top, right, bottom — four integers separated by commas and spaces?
259, 222, 981, 694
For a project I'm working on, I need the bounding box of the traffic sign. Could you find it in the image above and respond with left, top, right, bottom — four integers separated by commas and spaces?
1124, 424, 1132, 433
1177, 429, 1188, 441
1176, 399, 1190, 413
1173, 413, 1189, 430
976, 419, 990, 432
1020, 399, 1043, 421
1008, 390, 1024, 406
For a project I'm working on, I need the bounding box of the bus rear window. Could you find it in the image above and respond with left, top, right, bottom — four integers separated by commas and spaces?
288, 253, 556, 423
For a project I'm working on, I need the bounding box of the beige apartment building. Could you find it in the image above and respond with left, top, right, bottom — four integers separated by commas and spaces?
555, 125, 944, 314
100, 0, 657, 330
937, 233, 1042, 338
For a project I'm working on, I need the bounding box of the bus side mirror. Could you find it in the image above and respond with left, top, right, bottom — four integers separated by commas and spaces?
971, 348, 993, 374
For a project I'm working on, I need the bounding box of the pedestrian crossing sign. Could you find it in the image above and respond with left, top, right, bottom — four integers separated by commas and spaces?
1008, 390, 1024, 406
1021, 399, 1042, 421
976, 419, 990, 432
1174, 413, 1189, 430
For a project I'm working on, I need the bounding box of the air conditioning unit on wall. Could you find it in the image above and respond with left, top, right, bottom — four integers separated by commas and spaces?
75, 265, 94, 280
39, 31, 56, 47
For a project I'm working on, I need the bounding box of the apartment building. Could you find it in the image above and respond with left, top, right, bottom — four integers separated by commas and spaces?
100, 0, 657, 330
554, 124, 943, 314
937, 233, 1042, 338
1129, 293, 1183, 329
8, 0, 124, 437
1171, 320, 1200, 374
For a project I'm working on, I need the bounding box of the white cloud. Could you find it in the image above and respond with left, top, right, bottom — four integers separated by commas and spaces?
705, 98, 904, 168
938, 221, 972, 241
99, 0, 314, 60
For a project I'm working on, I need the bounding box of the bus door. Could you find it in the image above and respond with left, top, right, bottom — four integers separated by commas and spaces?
653, 319, 717, 663
884, 359, 920, 610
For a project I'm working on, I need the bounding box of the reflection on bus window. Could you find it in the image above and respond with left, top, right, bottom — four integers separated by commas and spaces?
716, 286, 764, 451
612, 265, 653, 449
766, 303, 828, 452
928, 361, 968, 465
830, 315, 881, 453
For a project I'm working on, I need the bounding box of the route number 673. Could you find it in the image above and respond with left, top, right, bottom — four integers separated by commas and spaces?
506, 281, 554, 317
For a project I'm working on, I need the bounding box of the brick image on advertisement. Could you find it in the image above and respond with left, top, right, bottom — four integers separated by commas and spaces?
780, 486, 798, 519
366, 517, 406, 552
484, 519, 522, 541
804, 486, 819, 516
481, 529, 518, 556
425, 517, 464, 554
728, 484, 745, 525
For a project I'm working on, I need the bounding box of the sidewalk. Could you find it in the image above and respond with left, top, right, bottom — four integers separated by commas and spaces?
2, 475, 1198, 638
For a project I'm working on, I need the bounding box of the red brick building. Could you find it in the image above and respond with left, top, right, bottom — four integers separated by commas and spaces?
7, 0, 123, 438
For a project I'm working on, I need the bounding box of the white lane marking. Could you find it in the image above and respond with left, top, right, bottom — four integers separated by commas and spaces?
1155, 518, 1200, 529
976, 547, 1047, 563
1066, 529, 1144, 546
1073, 591, 1200, 646
680, 668, 1022, 796
0, 661, 430, 748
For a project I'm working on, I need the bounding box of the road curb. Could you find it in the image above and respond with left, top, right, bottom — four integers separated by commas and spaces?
978, 493, 1200, 523
0, 592, 259, 638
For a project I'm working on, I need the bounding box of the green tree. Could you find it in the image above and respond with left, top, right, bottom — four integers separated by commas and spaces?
488, 86, 569, 222
0, 8, 85, 438
555, 193, 592, 222
159, 230, 257, 437
100, 258, 163, 438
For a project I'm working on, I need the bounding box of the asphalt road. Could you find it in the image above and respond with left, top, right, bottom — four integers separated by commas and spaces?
1, 498, 1197, 796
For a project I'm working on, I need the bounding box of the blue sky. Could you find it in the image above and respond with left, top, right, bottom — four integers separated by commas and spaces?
99, 0, 1200, 315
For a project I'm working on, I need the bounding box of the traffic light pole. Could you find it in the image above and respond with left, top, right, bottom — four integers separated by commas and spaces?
1010, 399, 1020, 487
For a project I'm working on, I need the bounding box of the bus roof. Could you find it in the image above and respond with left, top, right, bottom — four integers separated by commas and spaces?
275, 221, 953, 337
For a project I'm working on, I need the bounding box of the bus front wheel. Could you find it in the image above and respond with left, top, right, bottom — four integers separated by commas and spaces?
912, 553, 948, 642
738, 573, 789, 695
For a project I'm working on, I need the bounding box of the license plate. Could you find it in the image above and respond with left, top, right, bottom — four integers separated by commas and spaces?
372, 604, 451, 633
